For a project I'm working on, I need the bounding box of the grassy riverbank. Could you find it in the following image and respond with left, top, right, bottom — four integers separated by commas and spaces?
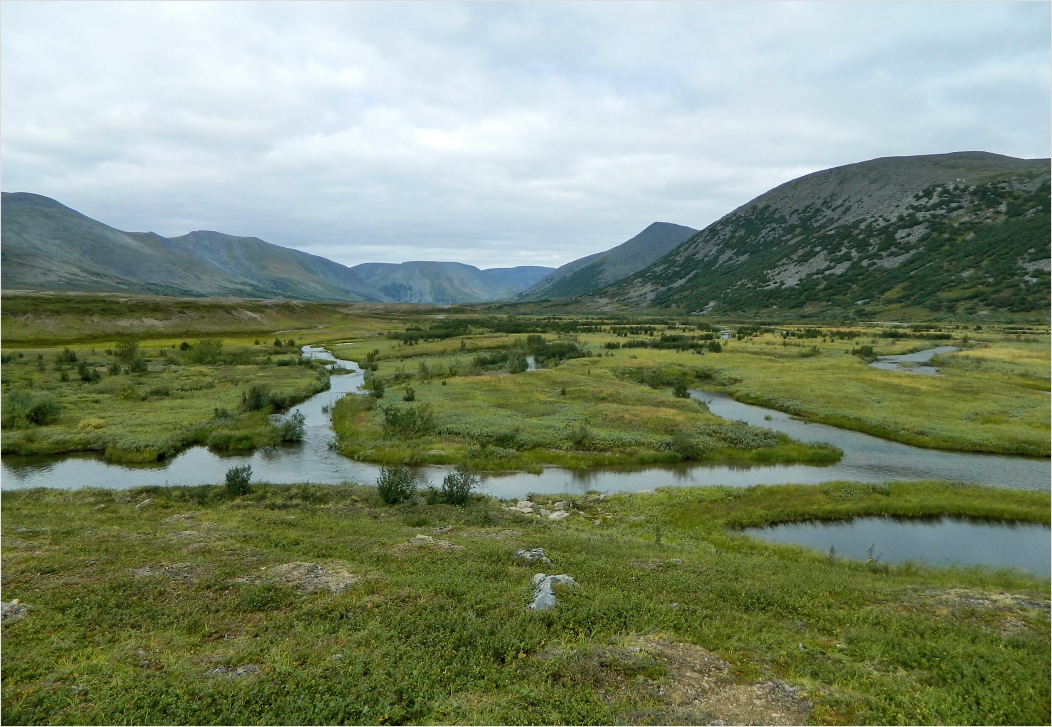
0, 339, 328, 462
2, 482, 1048, 725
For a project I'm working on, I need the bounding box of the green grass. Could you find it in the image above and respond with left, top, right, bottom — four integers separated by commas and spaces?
1, 341, 328, 462
2, 482, 1048, 725
331, 353, 840, 470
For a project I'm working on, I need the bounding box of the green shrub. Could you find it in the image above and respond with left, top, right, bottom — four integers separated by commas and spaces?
274, 411, 306, 442
376, 465, 417, 504
439, 465, 479, 506
225, 465, 252, 496
2, 392, 62, 428
381, 404, 435, 438
242, 384, 274, 412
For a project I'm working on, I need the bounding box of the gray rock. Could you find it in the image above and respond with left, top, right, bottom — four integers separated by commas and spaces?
529, 573, 578, 611
1, 600, 29, 624
548, 511, 571, 522
552, 501, 570, 511
135, 498, 154, 510
514, 548, 553, 566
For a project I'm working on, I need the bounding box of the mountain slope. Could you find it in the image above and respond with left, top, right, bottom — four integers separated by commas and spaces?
599, 152, 1050, 317
351, 261, 553, 304
1, 192, 552, 303
1, 193, 390, 301
517, 221, 697, 301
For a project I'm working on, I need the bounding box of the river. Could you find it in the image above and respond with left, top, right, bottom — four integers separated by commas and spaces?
2, 346, 1048, 498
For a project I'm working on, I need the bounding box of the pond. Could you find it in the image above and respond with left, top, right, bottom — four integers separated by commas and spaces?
2, 346, 1049, 498
868, 345, 959, 375
743, 517, 1051, 576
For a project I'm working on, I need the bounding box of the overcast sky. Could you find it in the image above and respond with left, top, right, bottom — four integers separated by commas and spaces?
2, 2, 1049, 270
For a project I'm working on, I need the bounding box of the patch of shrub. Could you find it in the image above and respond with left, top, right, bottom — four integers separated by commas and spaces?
274, 411, 306, 442
376, 465, 418, 504
439, 465, 479, 506
381, 403, 435, 438
2, 392, 62, 428
225, 465, 252, 496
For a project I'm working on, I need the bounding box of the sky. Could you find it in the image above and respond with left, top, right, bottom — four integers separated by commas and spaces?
2, 2, 1049, 271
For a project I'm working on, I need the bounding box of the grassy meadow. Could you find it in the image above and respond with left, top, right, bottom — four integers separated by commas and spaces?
2, 482, 1048, 725
2, 293, 1050, 725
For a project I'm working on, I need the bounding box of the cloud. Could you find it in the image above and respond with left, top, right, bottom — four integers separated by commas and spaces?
2, 2, 1048, 270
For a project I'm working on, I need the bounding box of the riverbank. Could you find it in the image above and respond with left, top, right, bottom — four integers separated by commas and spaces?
2, 482, 1047, 725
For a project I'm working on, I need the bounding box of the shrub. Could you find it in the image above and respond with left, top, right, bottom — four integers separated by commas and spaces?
2, 391, 62, 428
187, 338, 224, 365
274, 411, 306, 442
402, 385, 416, 402
242, 384, 274, 412
225, 465, 252, 496
381, 403, 435, 438
114, 336, 140, 365
376, 465, 417, 504
129, 357, 149, 374
56, 347, 78, 365
439, 465, 479, 506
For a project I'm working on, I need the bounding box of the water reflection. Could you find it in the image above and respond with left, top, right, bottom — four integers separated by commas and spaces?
744, 516, 1051, 576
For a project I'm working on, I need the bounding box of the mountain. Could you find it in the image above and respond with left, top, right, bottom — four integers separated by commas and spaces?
595, 152, 1050, 318
516, 221, 697, 301
0, 193, 550, 303
351, 261, 553, 304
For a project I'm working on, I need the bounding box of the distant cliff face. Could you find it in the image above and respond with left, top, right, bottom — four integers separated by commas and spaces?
597, 152, 1050, 318
517, 222, 697, 301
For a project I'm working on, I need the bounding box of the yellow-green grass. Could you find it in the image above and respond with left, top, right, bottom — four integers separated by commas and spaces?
570, 329, 1050, 457
332, 355, 840, 470
1, 342, 327, 462
1, 482, 1047, 725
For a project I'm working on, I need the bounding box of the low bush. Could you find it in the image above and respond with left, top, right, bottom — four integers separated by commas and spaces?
439, 465, 479, 506
1, 392, 62, 428
376, 465, 417, 504
224, 465, 252, 496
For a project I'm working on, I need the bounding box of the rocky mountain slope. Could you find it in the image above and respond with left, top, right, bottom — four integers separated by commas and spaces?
0, 193, 549, 303
351, 261, 552, 304
516, 221, 697, 301
597, 152, 1050, 318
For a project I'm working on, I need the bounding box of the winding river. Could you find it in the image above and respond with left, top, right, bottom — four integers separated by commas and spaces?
2, 346, 1048, 500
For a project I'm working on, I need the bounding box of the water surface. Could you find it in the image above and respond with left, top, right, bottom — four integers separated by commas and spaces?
745, 517, 1051, 576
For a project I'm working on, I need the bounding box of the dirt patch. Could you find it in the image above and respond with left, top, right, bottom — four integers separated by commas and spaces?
910, 588, 1051, 634
266, 561, 361, 593
540, 634, 811, 725
131, 562, 199, 581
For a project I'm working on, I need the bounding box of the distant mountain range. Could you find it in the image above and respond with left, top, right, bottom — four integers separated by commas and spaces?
4, 151, 1047, 317
352, 261, 552, 305
0, 193, 552, 304
515, 221, 696, 301
593, 151, 1050, 318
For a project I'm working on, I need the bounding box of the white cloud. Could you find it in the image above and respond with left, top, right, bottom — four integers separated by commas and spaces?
2, 1, 1048, 271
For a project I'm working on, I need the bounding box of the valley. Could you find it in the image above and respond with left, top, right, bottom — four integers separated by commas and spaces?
2, 151, 1049, 725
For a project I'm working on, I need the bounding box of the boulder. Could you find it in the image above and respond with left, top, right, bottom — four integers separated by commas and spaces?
514, 547, 553, 566
529, 573, 578, 611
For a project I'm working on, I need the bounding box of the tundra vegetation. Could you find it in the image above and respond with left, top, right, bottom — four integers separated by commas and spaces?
1, 293, 1049, 724
1, 481, 1047, 725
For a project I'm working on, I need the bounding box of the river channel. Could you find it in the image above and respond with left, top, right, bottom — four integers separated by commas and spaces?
2, 346, 1048, 499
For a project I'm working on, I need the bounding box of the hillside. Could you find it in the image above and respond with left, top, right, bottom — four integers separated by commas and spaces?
516, 221, 697, 301
352, 261, 553, 304
597, 152, 1050, 318
0, 194, 549, 304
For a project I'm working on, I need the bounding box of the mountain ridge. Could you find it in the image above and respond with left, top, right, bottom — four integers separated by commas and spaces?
0, 193, 551, 304
592, 152, 1050, 318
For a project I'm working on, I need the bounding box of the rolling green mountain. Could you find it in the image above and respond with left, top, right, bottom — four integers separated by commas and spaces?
0, 193, 550, 303
516, 221, 697, 301
596, 152, 1050, 318
351, 261, 553, 304
0, 193, 389, 301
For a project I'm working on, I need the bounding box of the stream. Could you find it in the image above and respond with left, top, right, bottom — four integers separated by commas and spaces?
2, 346, 1048, 499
